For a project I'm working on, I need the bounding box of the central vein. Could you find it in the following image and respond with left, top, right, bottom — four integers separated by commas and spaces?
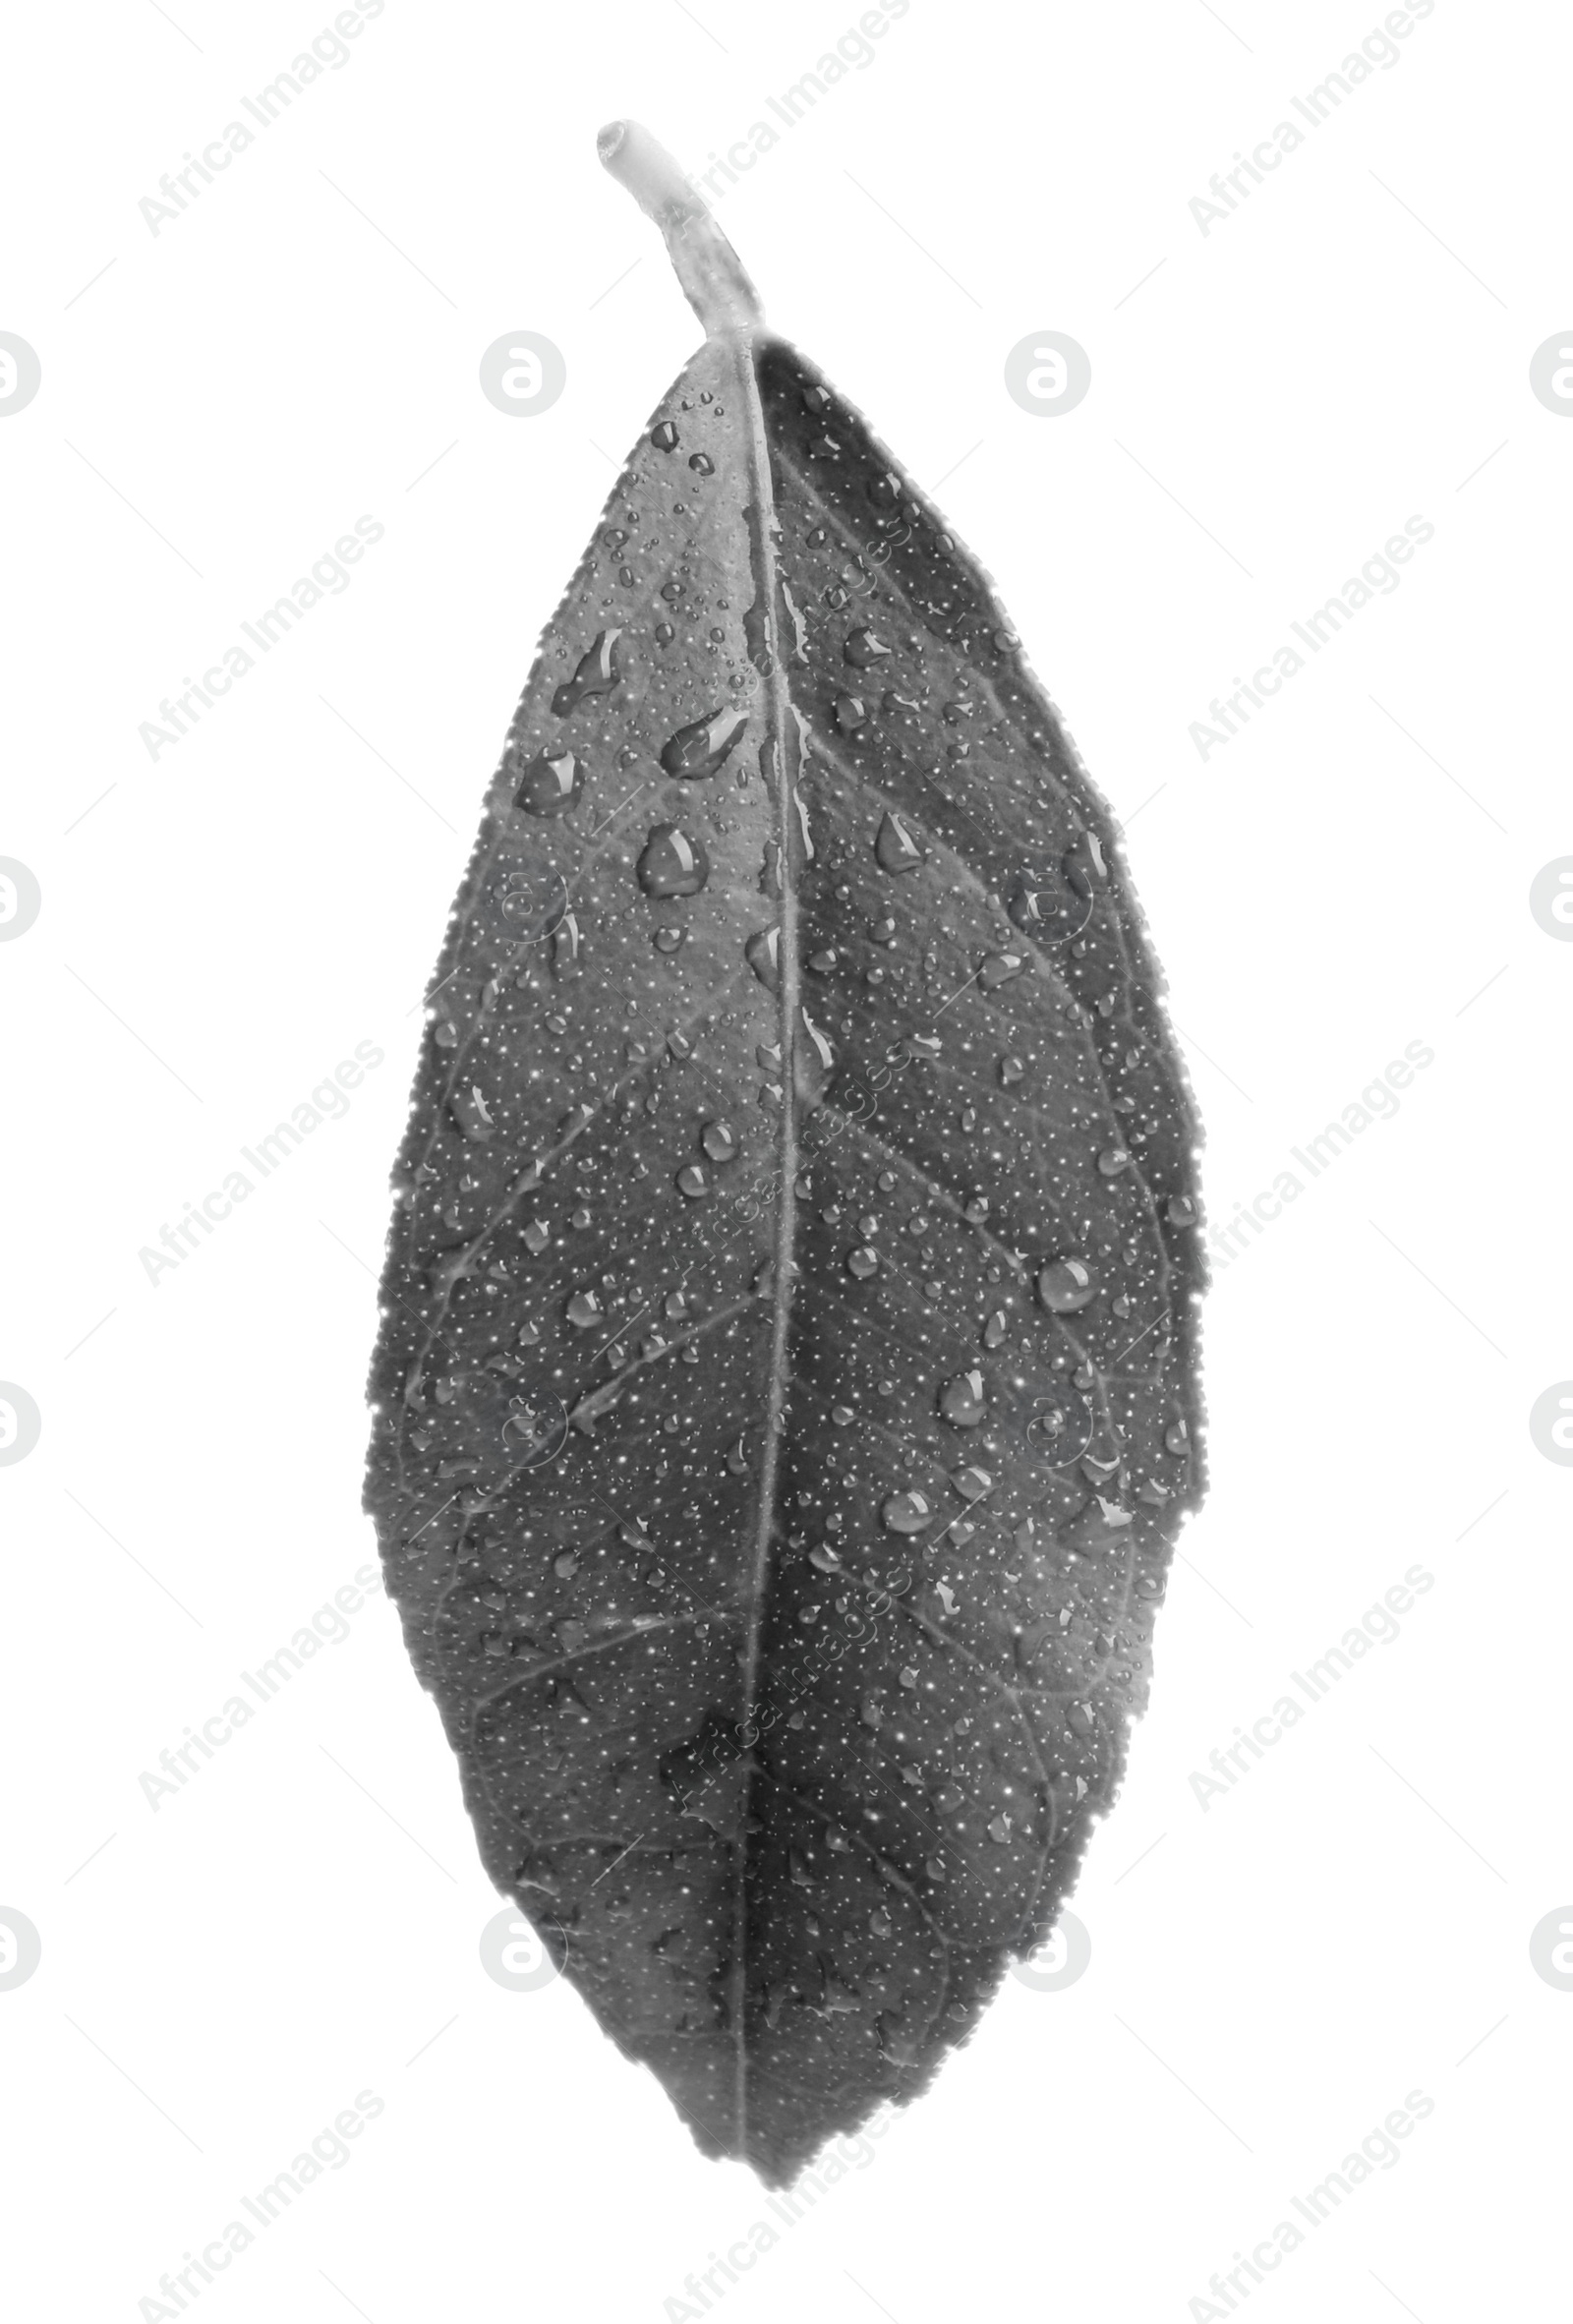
728, 326, 798, 2157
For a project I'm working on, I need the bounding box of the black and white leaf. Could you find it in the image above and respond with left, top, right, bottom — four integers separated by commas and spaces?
365, 122, 1205, 2186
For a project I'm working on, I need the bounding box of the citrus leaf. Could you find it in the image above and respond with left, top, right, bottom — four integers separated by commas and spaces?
364, 121, 1205, 2186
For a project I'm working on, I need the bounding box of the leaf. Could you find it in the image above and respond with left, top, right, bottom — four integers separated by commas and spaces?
364, 121, 1205, 2187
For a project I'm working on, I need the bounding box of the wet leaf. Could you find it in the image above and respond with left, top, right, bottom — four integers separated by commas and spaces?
364, 121, 1206, 2187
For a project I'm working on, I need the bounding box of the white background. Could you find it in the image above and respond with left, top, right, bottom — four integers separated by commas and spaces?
3, 2, 1569, 2318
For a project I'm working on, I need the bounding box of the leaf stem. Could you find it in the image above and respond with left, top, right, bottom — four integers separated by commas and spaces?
597, 119, 764, 336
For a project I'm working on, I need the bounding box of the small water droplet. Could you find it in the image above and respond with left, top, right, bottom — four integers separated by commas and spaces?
1164, 1419, 1190, 1455
1097, 1147, 1133, 1177
1009, 881, 1092, 941
653, 926, 686, 955
1167, 1194, 1197, 1227
637, 823, 710, 898
831, 1403, 855, 1426
687, 450, 715, 475
874, 811, 925, 873
983, 1310, 1007, 1349
999, 1055, 1025, 1086
522, 1219, 550, 1255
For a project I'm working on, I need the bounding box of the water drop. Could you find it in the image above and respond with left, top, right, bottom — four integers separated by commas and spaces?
675, 1164, 709, 1199
551, 628, 621, 718
522, 1219, 550, 1255
513, 747, 582, 818
846, 1247, 880, 1279
565, 1290, 602, 1329
451, 1084, 496, 1142
636, 823, 710, 898
661, 705, 749, 780
999, 1055, 1024, 1086
1167, 1194, 1197, 1227
950, 1465, 992, 1501
874, 811, 925, 873
701, 1120, 737, 1161
834, 694, 867, 733
1038, 1256, 1096, 1314
1097, 1147, 1133, 1177
882, 1490, 933, 1535
939, 1369, 987, 1427
650, 421, 678, 451
831, 1403, 854, 1425
653, 926, 686, 954
688, 451, 715, 475
744, 926, 781, 991
983, 1310, 1007, 1349
978, 952, 1027, 991
844, 627, 892, 668
1164, 1419, 1190, 1455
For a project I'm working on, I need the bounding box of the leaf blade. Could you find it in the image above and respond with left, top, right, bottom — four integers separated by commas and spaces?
366, 205, 1203, 2191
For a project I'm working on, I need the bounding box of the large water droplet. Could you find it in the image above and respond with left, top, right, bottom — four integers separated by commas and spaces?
566, 1290, 602, 1329
451, 1084, 496, 1141
661, 706, 749, 780
844, 627, 892, 668
846, 1246, 880, 1279
950, 1465, 992, 1501
874, 811, 925, 874
744, 926, 781, 991
650, 421, 679, 451
637, 824, 710, 898
881, 1490, 933, 1535
675, 1164, 710, 1200
701, 1121, 737, 1161
1038, 1256, 1096, 1313
939, 1370, 987, 1427
978, 952, 1027, 991
513, 748, 582, 817
552, 628, 621, 718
